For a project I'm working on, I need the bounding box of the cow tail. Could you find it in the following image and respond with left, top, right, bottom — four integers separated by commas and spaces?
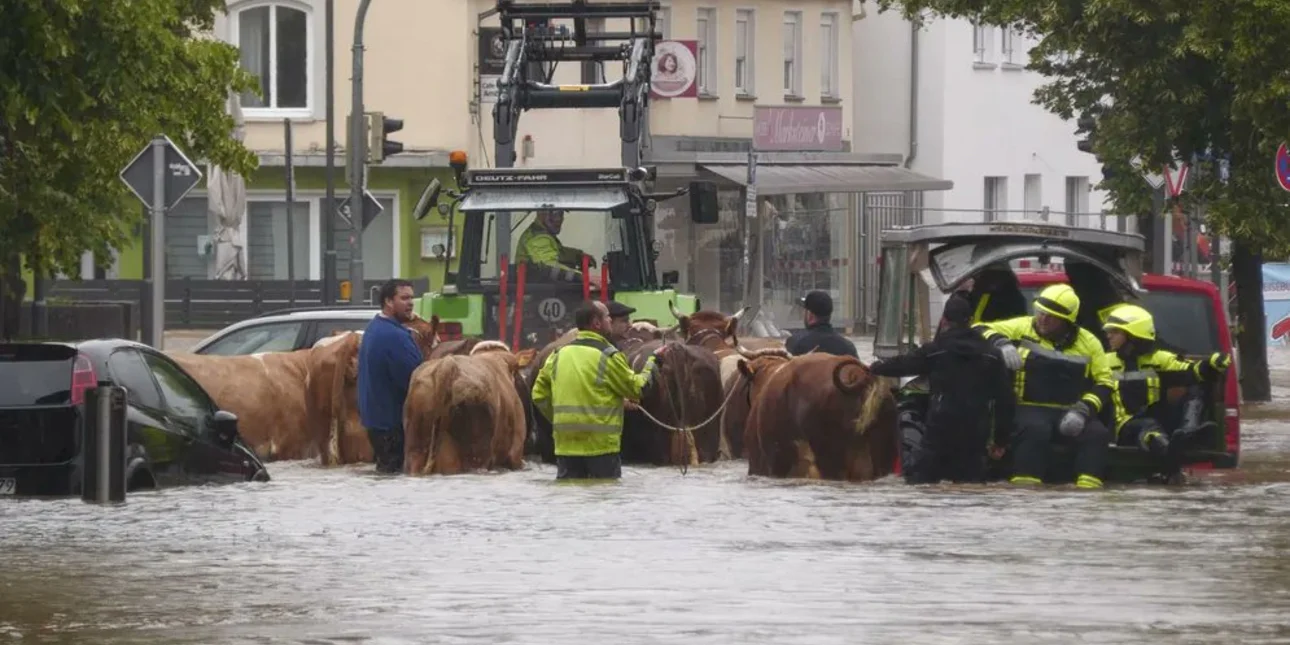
419, 358, 463, 475
832, 359, 888, 436
326, 339, 353, 466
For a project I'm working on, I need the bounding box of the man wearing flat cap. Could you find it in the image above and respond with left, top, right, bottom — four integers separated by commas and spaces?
606, 300, 636, 346
786, 290, 858, 358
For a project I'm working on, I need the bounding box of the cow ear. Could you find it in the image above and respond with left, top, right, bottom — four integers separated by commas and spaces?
516, 349, 536, 368
737, 359, 755, 380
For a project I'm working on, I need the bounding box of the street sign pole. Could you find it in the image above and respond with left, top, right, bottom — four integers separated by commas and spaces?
119, 134, 201, 349
149, 138, 166, 349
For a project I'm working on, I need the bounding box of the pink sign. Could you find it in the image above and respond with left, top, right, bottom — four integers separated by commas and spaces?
650, 40, 698, 99
753, 106, 844, 151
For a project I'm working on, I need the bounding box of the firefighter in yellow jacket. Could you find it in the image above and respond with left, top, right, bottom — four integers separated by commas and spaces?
531, 300, 663, 480
516, 209, 592, 280
975, 284, 1115, 489
1101, 303, 1231, 459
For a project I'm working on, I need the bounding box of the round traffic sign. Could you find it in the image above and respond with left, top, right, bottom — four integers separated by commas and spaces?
537, 298, 566, 322
1276, 142, 1290, 192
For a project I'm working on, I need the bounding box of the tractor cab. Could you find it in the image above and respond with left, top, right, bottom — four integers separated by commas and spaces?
417, 158, 717, 347
873, 221, 1146, 357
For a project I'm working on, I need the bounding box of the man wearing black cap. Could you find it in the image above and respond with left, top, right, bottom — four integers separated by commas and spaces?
786, 290, 858, 358
606, 301, 636, 346
867, 290, 1010, 484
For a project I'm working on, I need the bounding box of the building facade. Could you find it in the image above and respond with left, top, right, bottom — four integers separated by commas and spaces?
84, 0, 954, 333
852, 7, 1119, 230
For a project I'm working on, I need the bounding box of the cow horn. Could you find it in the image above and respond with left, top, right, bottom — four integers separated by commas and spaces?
668, 299, 686, 321
729, 306, 749, 320
736, 344, 757, 359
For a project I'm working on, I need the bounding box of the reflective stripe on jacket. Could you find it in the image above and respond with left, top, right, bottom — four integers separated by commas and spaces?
975, 315, 1113, 412
530, 330, 658, 457
1107, 349, 1204, 433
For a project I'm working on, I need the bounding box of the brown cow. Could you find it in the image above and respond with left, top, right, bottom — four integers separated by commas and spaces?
307, 315, 441, 466
403, 340, 527, 475
168, 349, 314, 461
623, 339, 725, 466
668, 300, 748, 352
741, 352, 899, 481
719, 345, 793, 460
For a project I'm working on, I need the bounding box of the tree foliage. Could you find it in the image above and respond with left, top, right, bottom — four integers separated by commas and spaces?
870, 0, 1290, 253
0, 0, 258, 277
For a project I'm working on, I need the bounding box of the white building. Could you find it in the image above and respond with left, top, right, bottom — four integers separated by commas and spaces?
852, 5, 1120, 230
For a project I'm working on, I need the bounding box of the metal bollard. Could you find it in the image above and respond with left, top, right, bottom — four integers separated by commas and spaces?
81, 385, 127, 504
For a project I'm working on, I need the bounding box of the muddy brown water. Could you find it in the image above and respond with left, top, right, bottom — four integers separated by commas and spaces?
2, 345, 1289, 644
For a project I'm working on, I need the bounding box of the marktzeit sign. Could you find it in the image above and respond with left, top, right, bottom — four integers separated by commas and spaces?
752, 106, 844, 152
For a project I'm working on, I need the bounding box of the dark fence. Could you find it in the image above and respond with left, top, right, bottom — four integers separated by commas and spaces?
16, 302, 140, 341
47, 278, 430, 330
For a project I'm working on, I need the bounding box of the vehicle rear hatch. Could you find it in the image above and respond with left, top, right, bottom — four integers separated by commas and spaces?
0, 344, 88, 495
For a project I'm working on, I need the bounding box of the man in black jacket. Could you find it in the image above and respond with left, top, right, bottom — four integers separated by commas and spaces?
785, 291, 858, 358
867, 291, 1010, 484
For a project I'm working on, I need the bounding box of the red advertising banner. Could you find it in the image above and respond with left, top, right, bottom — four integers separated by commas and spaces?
753, 106, 844, 151
650, 40, 698, 99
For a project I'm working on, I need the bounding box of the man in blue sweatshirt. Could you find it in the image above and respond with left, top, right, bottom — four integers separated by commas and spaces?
357, 278, 424, 473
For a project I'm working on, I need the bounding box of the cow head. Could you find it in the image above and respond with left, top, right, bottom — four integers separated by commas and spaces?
668, 300, 747, 349
515, 348, 537, 369
405, 314, 441, 360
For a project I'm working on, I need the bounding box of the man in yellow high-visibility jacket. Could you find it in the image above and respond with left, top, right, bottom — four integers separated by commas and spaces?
516, 209, 592, 280
976, 284, 1115, 489
531, 300, 664, 480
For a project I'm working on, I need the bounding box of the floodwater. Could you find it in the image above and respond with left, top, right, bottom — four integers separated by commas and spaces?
2, 349, 1290, 644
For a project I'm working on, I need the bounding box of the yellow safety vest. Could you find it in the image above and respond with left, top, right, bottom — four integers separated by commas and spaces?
531, 330, 658, 457
975, 315, 1113, 413
1107, 349, 1204, 433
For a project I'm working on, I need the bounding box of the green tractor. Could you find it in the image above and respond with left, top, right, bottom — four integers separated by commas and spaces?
411, 0, 715, 345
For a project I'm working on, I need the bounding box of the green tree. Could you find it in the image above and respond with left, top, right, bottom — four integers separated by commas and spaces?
871, 0, 1290, 400
0, 0, 258, 330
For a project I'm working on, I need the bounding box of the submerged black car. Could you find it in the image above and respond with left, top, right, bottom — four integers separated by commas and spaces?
0, 340, 269, 497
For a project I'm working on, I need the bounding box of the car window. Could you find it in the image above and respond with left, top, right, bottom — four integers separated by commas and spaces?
201, 321, 304, 355
1019, 287, 1218, 355
313, 318, 372, 343
141, 352, 213, 423
107, 350, 164, 410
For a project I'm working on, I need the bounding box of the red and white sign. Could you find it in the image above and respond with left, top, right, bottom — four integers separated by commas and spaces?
1275, 142, 1290, 192
753, 106, 844, 152
649, 40, 698, 99
1164, 163, 1189, 197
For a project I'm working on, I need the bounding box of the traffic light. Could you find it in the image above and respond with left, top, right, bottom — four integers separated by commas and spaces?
1076, 114, 1097, 155
366, 111, 404, 163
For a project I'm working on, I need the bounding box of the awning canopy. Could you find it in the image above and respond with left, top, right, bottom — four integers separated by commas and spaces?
458, 186, 630, 212
699, 163, 953, 194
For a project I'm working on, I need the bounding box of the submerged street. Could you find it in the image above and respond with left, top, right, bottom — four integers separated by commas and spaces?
2, 349, 1289, 644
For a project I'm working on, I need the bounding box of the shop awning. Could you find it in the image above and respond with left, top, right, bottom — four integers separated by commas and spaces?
699, 163, 953, 194
458, 186, 630, 212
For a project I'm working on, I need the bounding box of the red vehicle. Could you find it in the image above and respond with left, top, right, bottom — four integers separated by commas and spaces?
875, 222, 1239, 482
1014, 270, 1239, 470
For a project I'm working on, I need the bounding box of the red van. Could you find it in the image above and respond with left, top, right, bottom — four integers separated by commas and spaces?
874, 221, 1239, 481
1014, 270, 1239, 470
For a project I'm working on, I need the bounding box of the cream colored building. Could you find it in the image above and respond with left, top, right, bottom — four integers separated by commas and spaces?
190, 0, 945, 330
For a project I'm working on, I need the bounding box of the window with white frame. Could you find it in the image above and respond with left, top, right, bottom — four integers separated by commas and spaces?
735, 9, 754, 95
696, 7, 716, 94
782, 11, 802, 95
233, 1, 312, 116
984, 176, 1007, 222
1000, 27, 1015, 64
972, 21, 988, 63
820, 12, 839, 98
656, 5, 671, 39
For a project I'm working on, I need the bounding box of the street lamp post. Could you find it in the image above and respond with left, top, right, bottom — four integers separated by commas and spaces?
349, 0, 373, 305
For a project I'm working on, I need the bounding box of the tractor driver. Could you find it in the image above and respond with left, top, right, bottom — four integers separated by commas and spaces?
516, 209, 594, 280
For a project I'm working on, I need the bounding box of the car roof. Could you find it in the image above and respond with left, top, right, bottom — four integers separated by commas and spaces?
1014, 270, 1220, 296
189, 308, 378, 352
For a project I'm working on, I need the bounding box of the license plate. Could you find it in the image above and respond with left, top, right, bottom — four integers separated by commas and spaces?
0, 478, 14, 495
